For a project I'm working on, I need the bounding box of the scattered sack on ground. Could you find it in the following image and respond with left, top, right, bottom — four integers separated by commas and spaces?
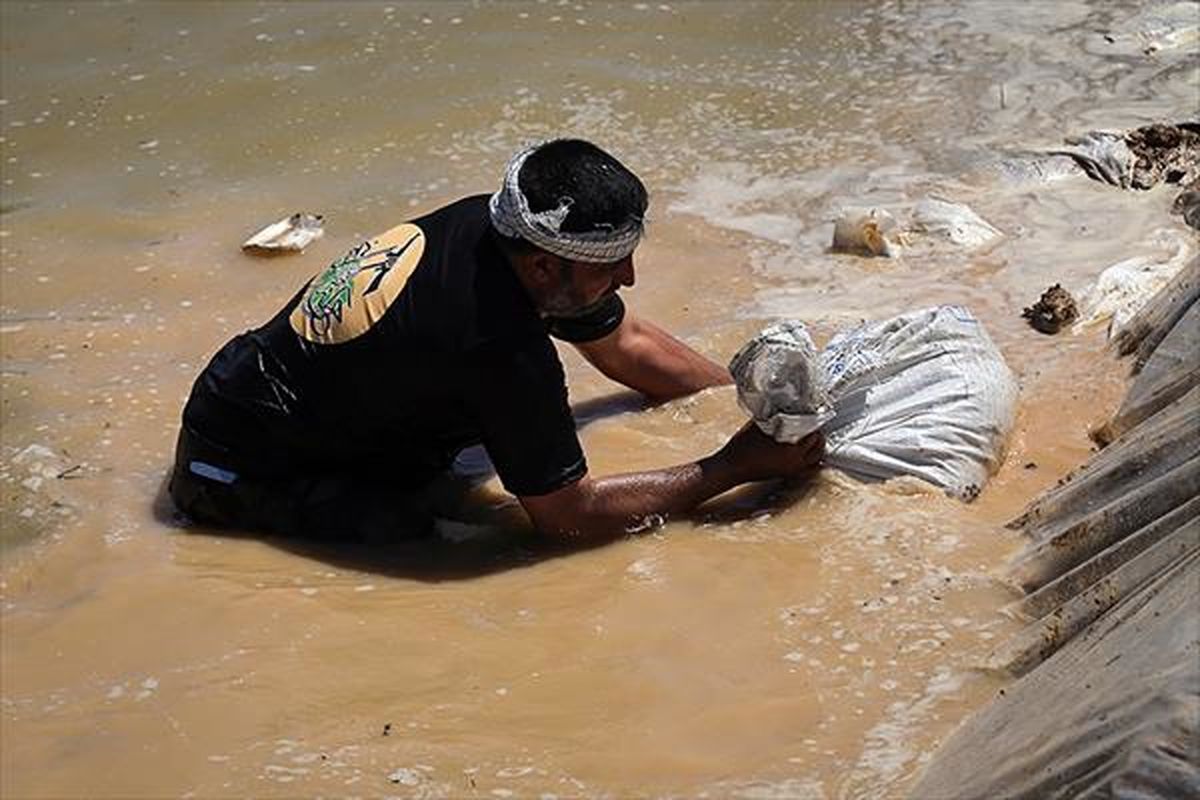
1074, 228, 1194, 337
1023, 284, 1079, 334
829, 197, 1000, 257
242, 212, 325, 253
991, 150, 1083, 186
909, 196, 1003, 248
1048, 131, 1134, 188
1045, 121, 1200, 191
831, 208, 902, 257
731, 306, 1018, 501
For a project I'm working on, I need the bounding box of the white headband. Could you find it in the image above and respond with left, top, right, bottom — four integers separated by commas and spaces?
489, 142, 643, 264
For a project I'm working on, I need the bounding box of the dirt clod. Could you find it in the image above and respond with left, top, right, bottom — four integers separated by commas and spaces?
1023, 284, 1078, 334
1125, 122, 1200, 190
1171, 177, 1200, 230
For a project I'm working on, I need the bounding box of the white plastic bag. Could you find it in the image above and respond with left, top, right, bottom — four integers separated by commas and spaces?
728, 321, 834, 443
910, 197, 1003, 249
731, 306, 1018, 500
1074, 229, 1194, 338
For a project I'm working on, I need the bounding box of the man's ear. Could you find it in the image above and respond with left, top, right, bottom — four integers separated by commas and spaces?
526, 251, 561, 287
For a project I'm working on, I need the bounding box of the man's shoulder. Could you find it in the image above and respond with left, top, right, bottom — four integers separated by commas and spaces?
410, 194, 491, 231
401, 193, 545, 351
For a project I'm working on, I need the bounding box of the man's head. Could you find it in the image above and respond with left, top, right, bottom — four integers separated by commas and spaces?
491, 139, 646, 316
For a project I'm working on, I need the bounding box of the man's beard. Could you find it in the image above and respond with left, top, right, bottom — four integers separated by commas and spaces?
540, 265, 614, 318
542, 287, 614, 319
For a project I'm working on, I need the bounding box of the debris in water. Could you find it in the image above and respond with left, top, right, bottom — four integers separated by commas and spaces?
242, 212, 324, 254
909, 196, 1002, 249
831, 198, 1002, 256
832, 207, 900, 257
1074, 230, 1193, 336
1125, 122, 1200, 190
1171, 177, 1200, 229
387, 767, 421, 786
1047, 121, 1200, 191
1023, 284, 1078, 334
1049, 131, 1133, 188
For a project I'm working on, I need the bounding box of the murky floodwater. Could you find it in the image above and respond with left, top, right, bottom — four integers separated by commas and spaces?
1, 1, 1194, 797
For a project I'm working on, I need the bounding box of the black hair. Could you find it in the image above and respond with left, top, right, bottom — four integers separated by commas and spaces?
517, 139, 648, 235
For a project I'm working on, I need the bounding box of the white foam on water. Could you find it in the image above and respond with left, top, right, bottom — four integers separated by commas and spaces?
844, 666, 966, 794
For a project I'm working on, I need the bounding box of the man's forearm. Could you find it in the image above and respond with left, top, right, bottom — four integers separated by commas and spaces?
581, 452, 746, 532
524, 452, 743, 542
518, 426, 824, 544
628, 316, 732, 400
576, 314, 731, 402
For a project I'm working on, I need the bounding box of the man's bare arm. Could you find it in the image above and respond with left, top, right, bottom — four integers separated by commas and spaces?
519, 425, 823, 542
573, 312, 731, 402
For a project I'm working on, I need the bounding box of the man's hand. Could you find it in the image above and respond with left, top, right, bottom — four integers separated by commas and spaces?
517, 427, 824, 542
573, 312, 731, 402
711, 423, 824, 485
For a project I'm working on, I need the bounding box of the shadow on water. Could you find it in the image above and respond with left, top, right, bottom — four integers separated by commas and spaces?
171, 477, 819, 583
152, 390, 817, 581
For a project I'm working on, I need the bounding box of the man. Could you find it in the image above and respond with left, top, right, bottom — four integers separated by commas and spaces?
169, 139, 822, 543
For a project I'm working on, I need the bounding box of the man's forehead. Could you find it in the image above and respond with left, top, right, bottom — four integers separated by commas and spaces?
565, 253, 632, 269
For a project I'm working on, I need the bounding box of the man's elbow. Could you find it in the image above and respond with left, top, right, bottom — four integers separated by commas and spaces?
518, 479, 648, 543
519, 479, 598, 540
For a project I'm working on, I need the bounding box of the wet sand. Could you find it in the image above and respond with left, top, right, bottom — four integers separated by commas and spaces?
1, 1, 1193, 797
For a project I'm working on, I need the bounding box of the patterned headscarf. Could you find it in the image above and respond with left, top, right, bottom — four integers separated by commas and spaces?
489, 142, 643, 264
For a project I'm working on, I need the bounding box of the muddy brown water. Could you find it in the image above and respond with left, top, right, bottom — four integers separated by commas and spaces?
1, 2, 1192, 798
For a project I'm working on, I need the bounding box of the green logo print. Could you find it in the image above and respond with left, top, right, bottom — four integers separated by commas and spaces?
302, 242, 369, 335
301, 234, 420, 336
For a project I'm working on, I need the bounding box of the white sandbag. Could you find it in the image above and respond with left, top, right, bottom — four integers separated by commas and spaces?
909, 197, 1003, 248
731, 306, 1018, 500
831, 208, 902, 257
728, 321, 833, 443
1074, 229, 1194, 338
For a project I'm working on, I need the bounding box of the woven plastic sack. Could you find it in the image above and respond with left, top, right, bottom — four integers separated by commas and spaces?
731, 306, 1018, 500
728, 321, 834, 443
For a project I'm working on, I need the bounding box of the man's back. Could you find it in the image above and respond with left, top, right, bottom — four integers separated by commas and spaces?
169, 139, 812, 544
179, 195, 583, 493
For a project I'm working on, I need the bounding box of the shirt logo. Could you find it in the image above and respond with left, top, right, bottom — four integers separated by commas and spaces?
290, 223, 425, 344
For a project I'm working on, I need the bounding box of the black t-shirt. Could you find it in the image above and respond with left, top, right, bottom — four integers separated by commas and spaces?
181, 195, 625, 496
